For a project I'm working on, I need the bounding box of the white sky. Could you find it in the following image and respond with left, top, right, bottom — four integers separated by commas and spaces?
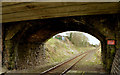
56, 31, 100, 45
83, 33, 100, 45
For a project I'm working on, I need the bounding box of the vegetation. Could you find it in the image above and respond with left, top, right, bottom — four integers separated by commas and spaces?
12, 32, 102, 73
69, 32, 90, 47
45, 38, 79, 64
44, 31, 100, 65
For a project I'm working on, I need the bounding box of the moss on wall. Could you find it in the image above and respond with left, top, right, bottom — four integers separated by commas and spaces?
105, 45, 116, 72
3, 40, 16, 70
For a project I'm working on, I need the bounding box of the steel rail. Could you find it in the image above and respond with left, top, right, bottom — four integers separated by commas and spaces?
40, 50, 93, 75
61, 53, 88, 75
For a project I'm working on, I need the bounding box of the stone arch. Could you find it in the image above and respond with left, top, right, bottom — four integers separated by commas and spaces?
15, 16, 107, 70
3, 14, 117, 72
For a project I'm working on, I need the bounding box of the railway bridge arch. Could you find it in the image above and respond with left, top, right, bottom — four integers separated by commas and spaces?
1, 2, 120, 74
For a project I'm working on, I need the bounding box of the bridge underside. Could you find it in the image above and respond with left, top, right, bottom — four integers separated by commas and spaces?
1, 2, 120, 74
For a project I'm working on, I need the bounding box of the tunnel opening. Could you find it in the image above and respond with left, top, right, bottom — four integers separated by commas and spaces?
41, 31, 106, 74
2, 15, 117, 74
6, 31, 107, 74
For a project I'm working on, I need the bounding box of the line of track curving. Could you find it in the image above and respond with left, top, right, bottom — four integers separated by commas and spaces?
40, 50, 94, 75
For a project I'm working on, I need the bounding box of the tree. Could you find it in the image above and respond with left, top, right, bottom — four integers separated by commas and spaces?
69, 32, 90, 47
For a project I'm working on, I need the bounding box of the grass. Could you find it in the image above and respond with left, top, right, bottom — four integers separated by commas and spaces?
45, 38, 78, 64
9, 38, 103, 73
75, 46, 96, 53
45, 38, 98, 66
83, 51, 102, 66
40, 38, 104, 73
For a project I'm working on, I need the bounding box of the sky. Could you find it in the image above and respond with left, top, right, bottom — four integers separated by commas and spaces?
83, 33, 100, 45
56, 31, 100, 45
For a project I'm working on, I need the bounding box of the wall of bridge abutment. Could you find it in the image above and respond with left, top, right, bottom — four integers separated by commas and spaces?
2, 39, 46, 70
111, 17, 120, 75
102, 37, 116, 73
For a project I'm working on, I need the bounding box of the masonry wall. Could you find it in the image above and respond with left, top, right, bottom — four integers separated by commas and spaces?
101, 39, 116, 72
3, 40, 46, 70
111, 16, 120, 75
3, 40, 16, 70
16, 42, 46, 70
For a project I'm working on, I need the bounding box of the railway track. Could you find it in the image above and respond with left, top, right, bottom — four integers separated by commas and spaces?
40, 50, 93, 75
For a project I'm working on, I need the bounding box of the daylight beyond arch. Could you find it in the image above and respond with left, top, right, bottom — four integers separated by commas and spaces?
53, 31, 100, 45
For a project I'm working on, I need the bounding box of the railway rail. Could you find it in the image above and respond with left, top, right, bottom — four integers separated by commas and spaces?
40, 50, 94, 75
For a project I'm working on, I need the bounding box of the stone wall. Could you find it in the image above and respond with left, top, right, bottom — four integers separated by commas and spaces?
16, 42, 45, 69
3, 40, 46, 70
110, 15, 120, 75
111, 49, 120, 75
101, 39, 116, 72
2, 40, 16, 70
